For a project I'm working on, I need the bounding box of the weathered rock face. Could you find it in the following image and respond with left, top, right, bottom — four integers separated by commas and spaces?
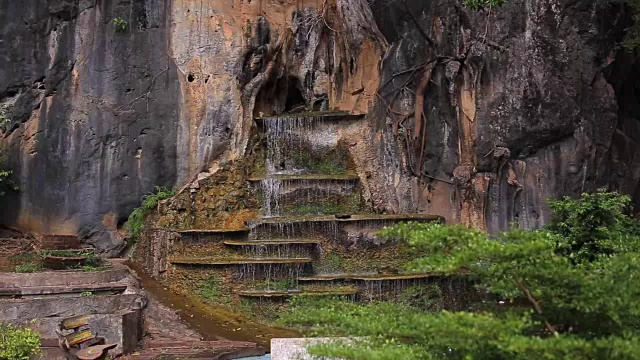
356, 0, 640, 231
0, 0, 382, 254
1, 0, 639, 252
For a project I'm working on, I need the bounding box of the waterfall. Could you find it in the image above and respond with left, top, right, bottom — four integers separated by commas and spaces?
264, 116, 321, 175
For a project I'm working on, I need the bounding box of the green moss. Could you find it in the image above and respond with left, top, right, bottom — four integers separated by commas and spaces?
267, 278, 297, 290
15, 263, 42, 273
197, 275, 234, 305
282, 191, 362, 216
316, 253, 345, 274
290, 150, 347, 175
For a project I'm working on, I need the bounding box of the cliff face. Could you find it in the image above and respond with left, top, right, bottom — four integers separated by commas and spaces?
0, 0, 638, 253
354, 0, 640, 231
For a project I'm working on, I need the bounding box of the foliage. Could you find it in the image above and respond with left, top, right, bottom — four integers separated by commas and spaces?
112, 17, 128, 32
0, 104, 11, 125
283, 191, 640, 359
398, 284, 443, 312
547, 190, 635, 263
125, 186, 175, 243
0, 170, 17, 196
14, 262, 41, 273
0, 324, 41, 360
462, 0, 506, 10
80, 291, 93, 297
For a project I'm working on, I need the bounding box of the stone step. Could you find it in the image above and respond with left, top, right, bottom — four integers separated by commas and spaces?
0, 294, 144, 319
236, 287, 358, 298
247, 173, 360, 182
38, 235, 83, 250
0, 268, 129, 287
178, 228, 250, 235
120, 340, 265, 360
298, 273, 437, 282
0, 283, 128, 297
249, 213, 443, 226
248, 214, 442, 239
251, 174, 363, 217
254, 111, 365, 122
223, 239, 320, 246
169, 257, 313, 266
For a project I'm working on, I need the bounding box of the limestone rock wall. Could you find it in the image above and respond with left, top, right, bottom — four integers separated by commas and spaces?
1, 0, 639, 252
0, 0, 382, 254
354, 0, 640, 231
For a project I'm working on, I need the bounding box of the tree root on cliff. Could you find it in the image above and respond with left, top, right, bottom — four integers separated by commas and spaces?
377, 55, 442, 179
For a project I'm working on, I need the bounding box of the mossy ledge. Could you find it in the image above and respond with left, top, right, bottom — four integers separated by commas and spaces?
169, 257, 313, 266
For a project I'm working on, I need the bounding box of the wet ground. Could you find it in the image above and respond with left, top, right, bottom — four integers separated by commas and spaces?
126, 261, 300, 349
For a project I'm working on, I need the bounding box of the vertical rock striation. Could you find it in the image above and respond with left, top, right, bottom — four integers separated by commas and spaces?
0, 0, 638, 252
359, 0, 640, 231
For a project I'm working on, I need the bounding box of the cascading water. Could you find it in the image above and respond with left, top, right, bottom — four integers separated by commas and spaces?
264, 116, 321, 175
260, 177, 283, 217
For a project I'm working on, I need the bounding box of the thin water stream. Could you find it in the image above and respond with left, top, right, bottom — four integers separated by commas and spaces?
126, 261, 299, 349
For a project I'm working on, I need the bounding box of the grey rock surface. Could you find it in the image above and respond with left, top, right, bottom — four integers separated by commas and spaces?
0, 0, 639, 252
271, 337, 349, 360
360, 0, 640, 230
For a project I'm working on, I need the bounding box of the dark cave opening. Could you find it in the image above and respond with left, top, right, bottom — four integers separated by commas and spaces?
284, 79, 305, 113
253, 75, 307, 117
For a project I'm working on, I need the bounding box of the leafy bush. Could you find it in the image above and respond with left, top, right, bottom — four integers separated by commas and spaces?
283, 191, 640, 359
112, 17, 127, 32
0, 324, 41, 360
125, 186, 175, 242
547, 190, 634, 263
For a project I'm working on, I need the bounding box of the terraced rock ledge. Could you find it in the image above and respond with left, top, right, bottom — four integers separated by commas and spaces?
169, 257, 313, 265
223, 239, 321, 246
237, 288, 359, 298
298, 273, 438, 282
254, 111, 365, 121
247, 213, 444, 226
247, 173, 360, 181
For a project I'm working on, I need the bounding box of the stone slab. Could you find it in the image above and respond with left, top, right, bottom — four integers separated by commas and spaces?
271, 338, 355, 360
0, 294, 144, 319
0, 268, 129, 287
21, 311, 142, 356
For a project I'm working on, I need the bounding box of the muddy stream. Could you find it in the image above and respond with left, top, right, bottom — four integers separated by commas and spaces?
126, 261, 299, 349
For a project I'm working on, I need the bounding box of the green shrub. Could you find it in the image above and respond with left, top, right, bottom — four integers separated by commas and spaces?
112, 17, 127, 32
125, 186, 175, 243
283, 191, 640, 359
547, 189, 635, 263
0, 324, 41, 360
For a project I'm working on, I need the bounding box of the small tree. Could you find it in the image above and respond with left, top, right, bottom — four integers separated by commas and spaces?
282, 191, 640, 359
